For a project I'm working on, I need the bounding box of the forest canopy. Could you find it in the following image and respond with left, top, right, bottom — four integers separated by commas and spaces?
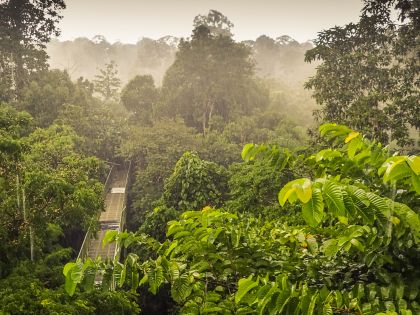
0, 0, 419, 314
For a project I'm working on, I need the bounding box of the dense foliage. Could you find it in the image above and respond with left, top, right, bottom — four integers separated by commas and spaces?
305, 0, 419, 147
0, 0, 66, 101
1, 1, 419, 314
64, 124, 420, 314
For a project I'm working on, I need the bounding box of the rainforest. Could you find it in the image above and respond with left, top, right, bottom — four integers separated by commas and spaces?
0, 0, 419, 314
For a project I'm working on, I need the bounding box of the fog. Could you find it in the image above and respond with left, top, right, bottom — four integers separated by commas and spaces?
47, 34, 317, 86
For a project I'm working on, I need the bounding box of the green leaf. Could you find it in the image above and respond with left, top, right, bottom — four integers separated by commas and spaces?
412, 173, 420, 194
63, 261, 83, 296
307, 293, 318, 315
322, 180, 346, 219
236, 276, 258, 304
323, 303, 333, 315
379, 156, 411, 183
366, 192, 391, 219
278, 181, 296, 206
63, 262, 76, 277
164, 240, 178, 257
315, 149, 342, 162
102, 230, 118, 247
241, 144, 255, 161
171, 273, 192, 303
407, 156, 420, 175
347, 136, 363, 159
306, 236, 319, 254
350, 238, 365, 252
148, 266, 164, 294
295, 178, 312, 204
319, 124, 352, 141
321, 239, 339, 257
302, 188, 324, 227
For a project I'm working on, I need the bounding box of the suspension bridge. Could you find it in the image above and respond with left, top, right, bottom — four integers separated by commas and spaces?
77, 162, 131, 263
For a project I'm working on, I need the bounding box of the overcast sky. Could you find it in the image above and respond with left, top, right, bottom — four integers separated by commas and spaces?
57, 0, 364, 43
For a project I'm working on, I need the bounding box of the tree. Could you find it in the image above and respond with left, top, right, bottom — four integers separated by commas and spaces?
16, 69, 78, 127
118, 119, 202, 229
161, 25, 268, 135
93, 61, 121, 102
162, 152, 228, 211
56, 101, 124, 161
121, 75, 158, 123
0, 109, 105, 264
305, 0, 419, 148
193, 10, 234, 37
0, 0, 66, 101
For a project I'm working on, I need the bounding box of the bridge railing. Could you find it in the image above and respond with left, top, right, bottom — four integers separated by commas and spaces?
113, 160, 131, 262
77, 164, 114, 260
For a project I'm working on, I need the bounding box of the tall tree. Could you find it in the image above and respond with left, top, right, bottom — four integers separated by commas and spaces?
305, 0, 419, 147
0, 0, 66, 101
121, 75, 158, 123
193, 9, 234, 37
161, 25, 268, 135
93, 61, 121, 102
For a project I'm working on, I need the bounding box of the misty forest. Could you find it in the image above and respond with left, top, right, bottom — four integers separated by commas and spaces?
0, 0, 419, 314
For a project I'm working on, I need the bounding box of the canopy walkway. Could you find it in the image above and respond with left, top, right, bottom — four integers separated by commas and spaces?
78, 162, 131, 263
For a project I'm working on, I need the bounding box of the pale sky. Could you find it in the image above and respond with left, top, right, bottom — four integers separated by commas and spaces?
57, 0, 364, 43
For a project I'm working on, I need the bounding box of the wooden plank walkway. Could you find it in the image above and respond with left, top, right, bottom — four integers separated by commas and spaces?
85, 167, 129, 260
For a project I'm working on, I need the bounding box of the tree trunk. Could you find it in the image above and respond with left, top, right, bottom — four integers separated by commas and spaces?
22, 187, 34, 261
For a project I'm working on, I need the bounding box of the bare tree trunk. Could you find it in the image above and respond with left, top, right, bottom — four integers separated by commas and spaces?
208, 102, 214, 134
16, 175, 20, 209
22, 187, 34, 261
202, 112, 207, 137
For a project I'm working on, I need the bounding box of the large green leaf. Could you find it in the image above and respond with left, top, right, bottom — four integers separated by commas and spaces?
322, 180, 347, 220
321, 239, 339, 257
148, 266, 164, 294
407, 156, 420, 175
63, 260, 83, 296
302, 188, 324, 227
384, 157, 411, 183
347, 136, 363, 159
171, 273, 192, 303
315, 149, 342, 162
366, 192, 391, 219
236, 276, 258, 303
323, 303, 333, 315
102, 230, 118, 247
412, 173, 420, 195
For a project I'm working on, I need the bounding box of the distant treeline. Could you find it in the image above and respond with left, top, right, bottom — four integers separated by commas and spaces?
47, 34, 317, 85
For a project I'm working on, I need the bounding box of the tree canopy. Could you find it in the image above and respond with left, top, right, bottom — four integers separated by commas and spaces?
0, 0, 66, 101
305, 0, 419, 147
161, 25, 268, 135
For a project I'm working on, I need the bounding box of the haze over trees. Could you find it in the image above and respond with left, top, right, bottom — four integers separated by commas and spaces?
0, 0, 419, 314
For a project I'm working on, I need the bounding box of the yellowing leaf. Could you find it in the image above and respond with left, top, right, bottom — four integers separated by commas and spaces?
278, 186, 296, 206
279, 178, 312, 206
295, 178, 312, 204
345, 131, 360, 143
390, 216, 400, 225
